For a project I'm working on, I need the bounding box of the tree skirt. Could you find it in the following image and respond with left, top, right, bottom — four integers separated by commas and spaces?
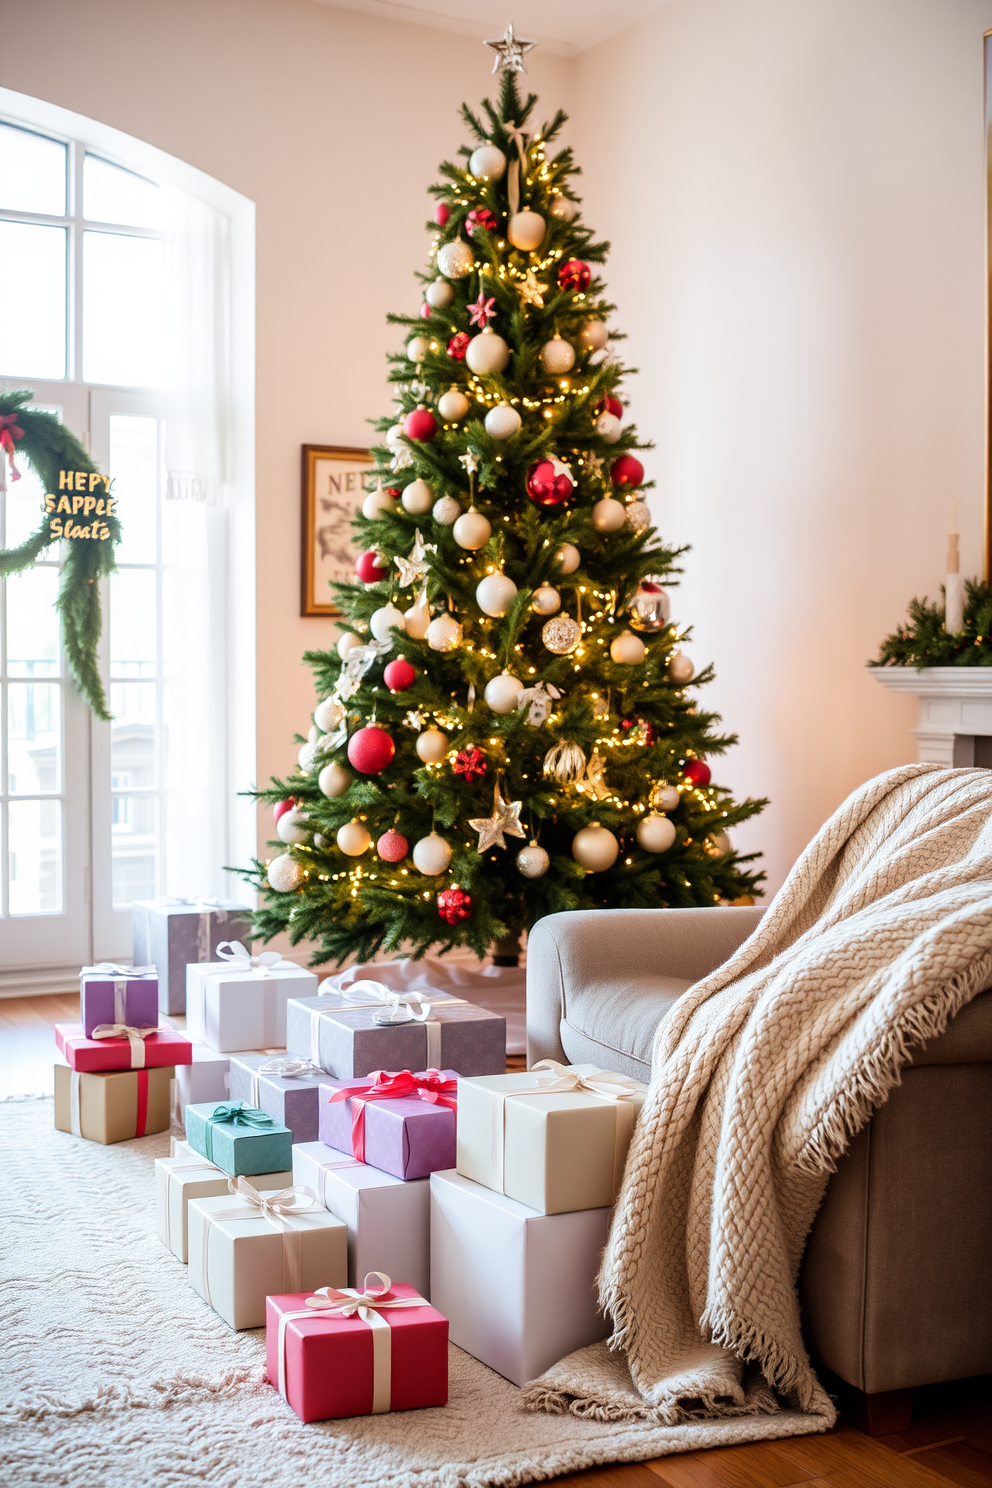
0, 1101, 828, 1488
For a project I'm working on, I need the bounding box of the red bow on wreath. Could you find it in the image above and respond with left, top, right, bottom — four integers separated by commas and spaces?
328, 1067, 458, 1162
0, 414, 24, 486
453, 746, 487, 782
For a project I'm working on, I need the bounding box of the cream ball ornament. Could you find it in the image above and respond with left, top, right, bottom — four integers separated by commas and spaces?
531, 583, 561, 616
401, 477, 434, 515
426, 278, 455, 310
484, 670, 524, 714
516, 841, 550, 879
550, 195, 577, 221
484, 403, 522, 440
476, 572, 518, 617
407, 335, 430, 363
707, 830, 732, 857
403, 601, 430, 639
465, 329, 510, 375
314, 697, 345, 733
277, 807, 310, 845
436, 239, 474, 279
572, 822, 620, 872
297, 740, 319, 772
337, 819, 371, 857
595, 411, 623, 443
540, 335, 576, 374
452, 507, 492, 550
318, 760, 350, 798
668, 651, 695, 684
362, 485, 397, 519
651, 783, 681, 812
637, 814, 677, 853
412, 832, 452, 876
267, 854, 303, 892
592, 497, 627, 532
437, 387, 469, 421
554, 542, 581, 575
416, 727, 449, 763
469, 144, 507, 181
369, 604, 405, 643
426, 613, 463, 652
432, 495, 461, 525
385, 424, 405, 449
507, 210, 546, 251
579, 321, 609, 353
337, 632, 363, 660
610, 630, 646, 664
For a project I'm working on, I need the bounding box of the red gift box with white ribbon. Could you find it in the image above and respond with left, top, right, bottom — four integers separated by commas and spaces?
55, 1021, 192, 1073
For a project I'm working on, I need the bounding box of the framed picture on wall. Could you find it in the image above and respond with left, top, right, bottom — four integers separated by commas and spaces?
301, 444, 376, 617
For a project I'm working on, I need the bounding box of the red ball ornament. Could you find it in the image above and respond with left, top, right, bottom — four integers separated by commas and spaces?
526, 458, 574, 507
447, 331, 470, 361
558, 259, 591, 292
377, 828, 409, 863
598, 395, 623, 420
404, 406, 438, 442
466, 207, 498, 238
434, 202, 450, 226
347, 725, 396, 775
437, 886, 472, 925
681, 758, 712, 789
273, 799, 294, 822
383, 658, 416, 692
610, 452, 645, 489
355, 548, 389, 584
420, 302, 431, 319
453, 746, 487, 782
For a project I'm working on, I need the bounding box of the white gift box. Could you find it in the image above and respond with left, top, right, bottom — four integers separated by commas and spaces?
155, 1151, 293, 1262
174, 1042, 231, 1118
188, 1183, 348, 1330
186, 946, 318, 1053
429, 1168, 611, 1386
292, 1140, 431, 1299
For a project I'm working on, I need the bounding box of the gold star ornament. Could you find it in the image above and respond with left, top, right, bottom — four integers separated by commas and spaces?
517, 270, 547, 308
469, 784, 527, 852
484, 23, 536, 75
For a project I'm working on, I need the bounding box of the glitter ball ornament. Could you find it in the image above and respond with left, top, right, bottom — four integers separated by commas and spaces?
516, 841, 550, 878
407, 335, 430, 362
273, 798, 294, 822
550, 195, 577, 220
578, 320, 608, 352
507, 210, 546, 251
416, 728, 449, 763
595, 411, 622, 443
337, 820, 372, 857
437, 387, 469, 420
555, 542, 581, 573
543, 615, 581, 654
404, 602, 430, 638
318, 761, 350, 798
436, 239, 474, 279
447, 331, 470, 361
572, 822, 619, 872
404, 407, 437, 442
453, 745, 487, 782
484, 403, 522, 440
637, 814, 677, 853
526, 458, 574, 507
277, 807, 309, 845
453, 507, 492, 550
401, 477, 434, 515
437, 885, 472, 924
558, 259, 591, 292
355, 549, 389, 584
682, 758, 711, 789
337, 632, 363, 660
466, 207, 498, 238
362, 485, 398, 519
531, 583, 561, 616
432, 495, 461, 525
426, 613, 463, 652
611, 452, 645, 488
384, 658, 416, 692
650, 782, 681, 811
476, 572, 518, 617
434, 202, 450, 226
427, 278, 455, 310
413, 833, 452, 876
611, 630, 646, 664
465, 329, 510, 375
540, 335, 576, 374
626, 502, 651, 534
469, 144, 506, 180
629, 582, 671, 633
347, 725, 395, 775
669, 652, 695, 684
592, 497, 626, 532
268, 854, 303, 892
369, 604, 405, 642
377, 829, 409, 862
484, 671, 524, 714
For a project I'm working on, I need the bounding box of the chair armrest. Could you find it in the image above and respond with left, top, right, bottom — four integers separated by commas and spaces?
526, 906, 764, 1068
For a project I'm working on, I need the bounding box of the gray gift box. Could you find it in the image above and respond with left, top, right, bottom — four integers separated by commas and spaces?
132, 899, 252, 1016
227, 1054, 324, 1144
286, 994, 506, 1080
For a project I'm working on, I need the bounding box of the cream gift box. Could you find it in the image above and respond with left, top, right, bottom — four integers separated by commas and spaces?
292, 1141, 431, 1298
429, 1168, 611, 1386
54, 1060, 173, 1144
133, 898, 251, 1015
286, 990, 504, 1080
186, 943, 318, 1052
188, 1178, 348, 1330
456, 1061, 647, 1215
156, 1152, 294, 1262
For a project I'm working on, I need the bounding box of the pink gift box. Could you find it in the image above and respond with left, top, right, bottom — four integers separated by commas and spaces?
55, 1022, 192, 1073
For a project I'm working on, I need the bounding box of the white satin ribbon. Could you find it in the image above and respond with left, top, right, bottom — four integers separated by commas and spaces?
276, 1272, 428, 1411
82, 965, 157, 1026
504, 124, 530, 216
90, 1023, 162, 1069
309, 982, 466, 1069
200, 1178, 316, 1308
317, 1156, 363, 1208
164, 1157, 222, 1251
70, 1070, 82, 1137
249, 1058, 323, 1110
214, 941, 288, 975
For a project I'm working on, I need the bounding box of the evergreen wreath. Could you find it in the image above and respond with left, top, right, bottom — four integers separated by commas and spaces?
0, 388, 121, 719
872, 580, 992, 668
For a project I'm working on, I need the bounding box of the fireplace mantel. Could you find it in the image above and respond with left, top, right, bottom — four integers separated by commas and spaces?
871, 666, 992, 766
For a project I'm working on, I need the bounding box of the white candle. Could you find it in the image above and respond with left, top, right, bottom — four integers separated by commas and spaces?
945, 498, 964, 635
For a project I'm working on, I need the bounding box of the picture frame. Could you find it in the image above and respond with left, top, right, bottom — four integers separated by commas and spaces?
301, 444, 376, 617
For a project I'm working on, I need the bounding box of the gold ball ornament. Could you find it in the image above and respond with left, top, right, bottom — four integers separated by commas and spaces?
416, 728, 449, 763
432, 495, 461, 525
572, 822, 620, 872
516, 841, 550, 878
437, 387, 469, 421
402, 477, 434, 515
369, 604, 405, 642
407, 335, 430, 362
362, 486, 397, 519
579, 321, 609, 352
540, 335, 576, 374
625, 501, 651, 534
610, 630, 646, 664
476, 572, 518, 617
507, 210, 546, 251
452, 507, 492, 550
267, 854, 303, 892
318, 761, 350, 798
531, 583, 561, 616
637, 814, 676, 853
554, 542, 581, 574
436, 239, 474, 279
426, 613, 463, 652
706, 831, 732, 857
412, 832, 453, 876
337, 632, 363, 660
550, 195, 577, 221
668, 651, 695, 683
426, 278, 455, 309
469, 144, 507, 180
337, 819, 372, 857
403, 602, 431, 638
542, 615, 581, 655
484, 670, 524, 714
592, 497, 627, 532
314, 697, 345, 733
465, 328, 510, 375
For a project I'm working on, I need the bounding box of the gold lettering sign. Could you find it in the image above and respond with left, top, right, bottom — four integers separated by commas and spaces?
45, 471, 116, 540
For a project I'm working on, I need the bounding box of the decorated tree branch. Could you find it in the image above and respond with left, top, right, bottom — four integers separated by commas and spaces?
872, 579, 992, 668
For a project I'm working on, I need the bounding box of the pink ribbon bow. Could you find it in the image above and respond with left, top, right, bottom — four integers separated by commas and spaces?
328, 1068, 458, 1163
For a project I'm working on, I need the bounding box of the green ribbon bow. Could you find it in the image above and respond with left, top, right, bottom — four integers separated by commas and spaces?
203, 1101, 274, 1162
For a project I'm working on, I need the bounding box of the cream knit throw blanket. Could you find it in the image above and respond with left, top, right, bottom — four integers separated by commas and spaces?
526, 764, 992, 1426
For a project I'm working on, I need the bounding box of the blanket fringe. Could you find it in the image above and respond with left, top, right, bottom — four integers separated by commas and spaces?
702, 1305, 820, 1411
519, 1385, 657, 1422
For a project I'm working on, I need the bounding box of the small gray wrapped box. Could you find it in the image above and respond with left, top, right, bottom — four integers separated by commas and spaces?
132, 899, 251, 1015
286, 994, 505, 1080
227, 1054, 325, 1143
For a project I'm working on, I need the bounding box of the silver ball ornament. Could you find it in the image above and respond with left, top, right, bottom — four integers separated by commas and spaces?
426, 613, 463, 652
706, 830, 732, 857
542, 615, 581, 655
267, 854, 303, 892
516, 842, 550, 879
540, 335, 576, 374
651, 782, 681, 811
469, 144, 507, 181
436, 239, 474, 279
626, 501, 651, 534
579, 321, 609, 352
555, 543, 581, 574
531, 583, 561, 616
550, 195, 577, 220
432, 495, 461, 525
668, 652, 695, 683
412, 832, 452, 876
628, 585, 671, 634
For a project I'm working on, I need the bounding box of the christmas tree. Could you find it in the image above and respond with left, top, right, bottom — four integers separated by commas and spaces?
245, 43, 766, 967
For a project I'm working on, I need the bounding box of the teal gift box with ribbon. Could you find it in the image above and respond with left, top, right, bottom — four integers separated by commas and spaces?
184, 1100, 293, 1176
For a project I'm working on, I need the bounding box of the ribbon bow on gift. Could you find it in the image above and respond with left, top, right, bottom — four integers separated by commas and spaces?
257, 1057, 324, 1080
208, 1101, 275, 1128
215, 941, 286, 976
304, 1272, 427, 1320
328, 1068, 458, 1162
529, 1060, 644, 1102
91, 1023, 162, 1069
84, 962, 157, 978
226, 1175, 315, 1223
318, 978, 433, 1026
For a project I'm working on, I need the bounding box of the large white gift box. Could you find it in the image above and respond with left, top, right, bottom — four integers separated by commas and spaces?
188, 1178, 347, 1329
429, 1168, 611, 1386
155, 1150, 293, 1262
292, 1140, 431, 1299
185, 943, 317, 1053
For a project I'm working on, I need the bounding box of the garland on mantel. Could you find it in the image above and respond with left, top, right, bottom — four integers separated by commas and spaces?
872, 579, 992, 668
0, 389, 122, 719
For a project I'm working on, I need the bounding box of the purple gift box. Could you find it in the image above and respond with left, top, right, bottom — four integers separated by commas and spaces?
227, 1054, 324, 1144
318, 1070, 459, 1181
286, 995, 505, 1081
79, 965, 160, 1039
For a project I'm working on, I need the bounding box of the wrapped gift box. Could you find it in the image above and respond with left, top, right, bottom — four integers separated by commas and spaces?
430, 1168, 611, 1386
79, 965, 159, 1038
293, 1141, 431, 1297
188, 1182, 348, 1330
456, 1063, 647, 1215
55, 1022, 191, 1074
54, 1061, 173, 1144
227, 1055, 326, 1144
286, 994, 504, 1080
184, 1100, 293, 1176
175, 1043, 231, 1118
132, 898, 252, 1015
319, 1070, 458, 1182
186, 954, 317, 1053
266, 1281, 447, 1422
156, 1152, 294, 1262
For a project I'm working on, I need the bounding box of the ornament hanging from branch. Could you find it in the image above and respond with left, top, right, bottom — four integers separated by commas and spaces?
543, 739, 587, 783
469, 780, 526, 852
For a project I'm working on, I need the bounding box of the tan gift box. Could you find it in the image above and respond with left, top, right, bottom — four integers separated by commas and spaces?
455, 1061, 647, 1215
155, 1153, 293, 1262
54, 1061, 173, 1144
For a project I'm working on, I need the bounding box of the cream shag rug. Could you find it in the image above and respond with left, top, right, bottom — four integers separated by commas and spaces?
0, 1100, 828, 1487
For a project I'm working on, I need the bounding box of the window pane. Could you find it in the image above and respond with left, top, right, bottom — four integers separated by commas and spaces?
82, 231, 162, 387
109, 414, 158, 564
110, 681, 156, 785
0, 222, 66, 379
110, 568, 157, 675
9, 797, 62, 914
7, 682, 62, 794
111, 792, 157, 905
84, 154, 161, 229
0, 124, 66, 216
6, 566, 60, 678
3, 448, 51, 551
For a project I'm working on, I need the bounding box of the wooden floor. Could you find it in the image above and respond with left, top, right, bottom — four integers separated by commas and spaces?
4, 993, 990, 1485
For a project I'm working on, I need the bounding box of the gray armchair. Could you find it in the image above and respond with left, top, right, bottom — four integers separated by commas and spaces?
526, 907, 992, 1434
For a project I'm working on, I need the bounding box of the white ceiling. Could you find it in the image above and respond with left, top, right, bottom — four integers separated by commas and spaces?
308, 0, 667, 56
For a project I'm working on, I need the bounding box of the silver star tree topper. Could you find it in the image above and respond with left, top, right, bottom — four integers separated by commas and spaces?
484, 23, 536, 75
